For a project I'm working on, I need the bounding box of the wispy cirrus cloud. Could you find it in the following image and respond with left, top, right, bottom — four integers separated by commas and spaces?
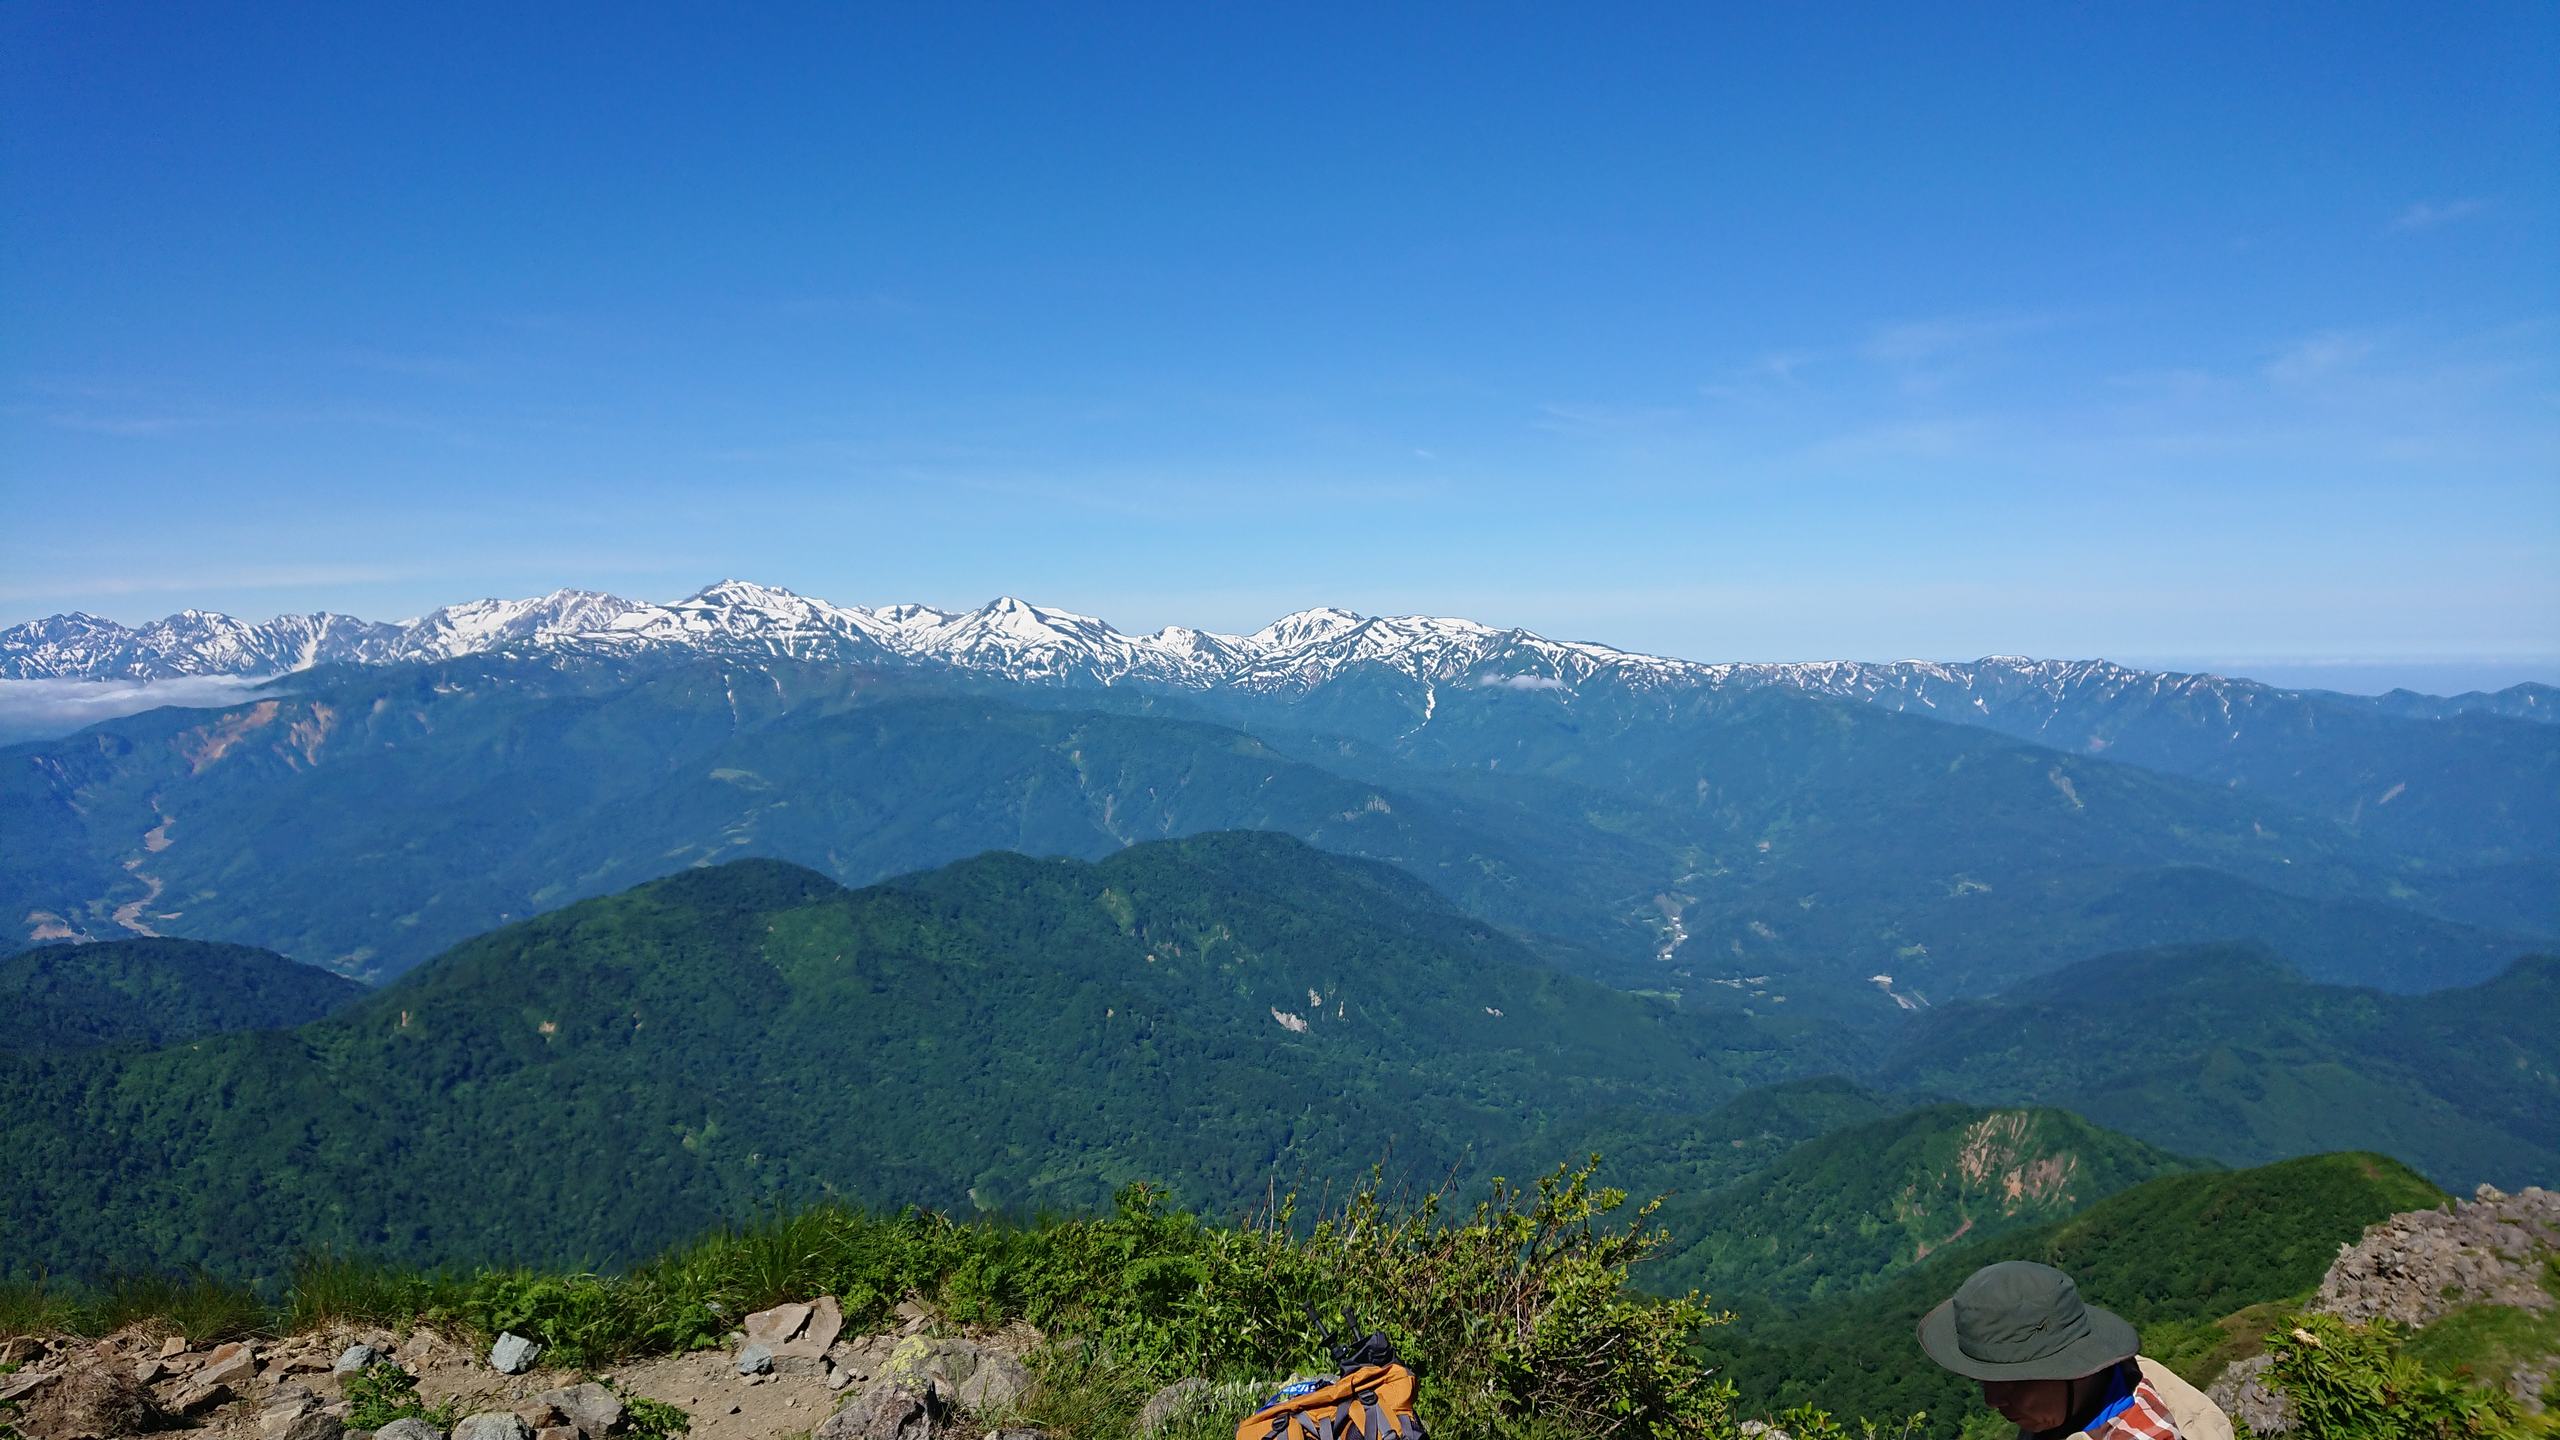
2390, 198, 2489, 232
2265, 331, 2377, 383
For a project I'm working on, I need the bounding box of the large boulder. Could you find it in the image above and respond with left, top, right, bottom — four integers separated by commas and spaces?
453, 1414, 535, 1440
814, 1378, 950, 1440
335, 1344, 381, 1374
374, 1421, 447, 1440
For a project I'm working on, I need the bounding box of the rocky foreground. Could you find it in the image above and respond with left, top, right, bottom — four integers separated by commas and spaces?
2208, 1182, 2560, 1430
0, 1294, 1182, 1440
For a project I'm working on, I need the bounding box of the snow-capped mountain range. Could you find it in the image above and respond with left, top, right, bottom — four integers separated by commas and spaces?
3, 580, 2549, 723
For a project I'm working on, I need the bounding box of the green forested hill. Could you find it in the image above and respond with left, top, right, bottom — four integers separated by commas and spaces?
0, 937, 365, 1051
1709, 1152, 2449, 1428
1871, 941, 2560, 1188
1638, 1105, 2192, 1306
0, 832, 1829, 1282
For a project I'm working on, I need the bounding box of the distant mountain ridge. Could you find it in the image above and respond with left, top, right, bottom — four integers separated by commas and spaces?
8, 579, 2549, 723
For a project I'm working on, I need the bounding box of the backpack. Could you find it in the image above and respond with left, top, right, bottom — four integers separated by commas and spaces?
1234, 1310, 1425, 1440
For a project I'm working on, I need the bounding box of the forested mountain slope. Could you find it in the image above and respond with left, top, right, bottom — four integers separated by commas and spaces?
0, 833, 1824, 1281
1640, 1105, 2193, 1305
0, 937, 364, 1051
1872, 942, 2560, 1188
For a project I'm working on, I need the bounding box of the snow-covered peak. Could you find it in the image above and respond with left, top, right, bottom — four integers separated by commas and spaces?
398, 590, 646, 660
1248, 607, 1365, 651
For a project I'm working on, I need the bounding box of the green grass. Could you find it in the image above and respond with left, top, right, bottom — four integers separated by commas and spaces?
0, 1269, 265, 1344
2402, 1255, 2560, 1402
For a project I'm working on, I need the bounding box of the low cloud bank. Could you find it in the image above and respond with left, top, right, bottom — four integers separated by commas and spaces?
1477, 673, 1570, 692
0, 676, 286, 746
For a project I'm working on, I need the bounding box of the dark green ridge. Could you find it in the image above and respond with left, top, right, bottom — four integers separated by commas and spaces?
0, 833, 1827, 1283
1871, 941, 2560, 1189
0, 936, 366, 1051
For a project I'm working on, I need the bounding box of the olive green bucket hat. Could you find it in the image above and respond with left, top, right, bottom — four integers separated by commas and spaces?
1917, 1261, 2139, 1382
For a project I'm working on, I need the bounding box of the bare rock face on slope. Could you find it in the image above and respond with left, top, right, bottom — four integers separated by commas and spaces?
2209, 1183, 2560, 1428
2317, 1183, 2560, 1326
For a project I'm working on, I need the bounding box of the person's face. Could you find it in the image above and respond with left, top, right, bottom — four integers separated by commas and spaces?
1979, 1377, 2072, 1431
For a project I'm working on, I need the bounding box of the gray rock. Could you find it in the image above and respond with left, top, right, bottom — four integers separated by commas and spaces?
374, 1422, 446, 1440
335, 1344, 381, 1374
744, 1302, 812, 1351
263, 1409, 349, 1440
876, 1335, 982, 1391
262, 1387, 344, 1440
535, 1381, 623, 1438
986, 1431, 1048, 1440
815, 1378, 949, 1440
1137, 1378, 1211, 1435
198, 1340, 258, 1387
955, 1353, 1033, 1417
453, 1414, 535, 1440
2205, 1353, 2292, 1435
488, 1333, 543, 1376
2316, 1184, 2560, 1327
735, 1342, 774, 1376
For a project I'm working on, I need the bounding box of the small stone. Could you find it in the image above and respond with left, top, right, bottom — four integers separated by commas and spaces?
134, 1357, 166, 1384
735, 1342, 774, 1376
727, 1404, 742, 1415
536, 1429, 581, 1440
1137, 1378, 1212, 1435
0, 1371, 57, 1405
374, 1420, 445, 1440
488, 1333, 543, 1376
160, 1335, 189, 1359
815, 1378, 950, 1440
172, 1380, 232, 1414
454, 1414, 536, 1440
336, 1344, 381, 1374
264, 1407, 348, 1440
534, 1381, 621, 1438
199, 1341, 258, 1388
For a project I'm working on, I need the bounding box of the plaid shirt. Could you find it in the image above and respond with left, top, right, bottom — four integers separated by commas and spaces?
2064, 1370, 2185, 1440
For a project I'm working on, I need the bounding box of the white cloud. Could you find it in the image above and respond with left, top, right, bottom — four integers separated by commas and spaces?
2390, 198, 2488, 232
1477, 674, 1569, 691
0, 676, 286, 746
2265, 332, 2376, 383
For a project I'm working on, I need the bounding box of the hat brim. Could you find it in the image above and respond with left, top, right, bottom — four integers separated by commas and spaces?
1917, 1299, 2139, 1382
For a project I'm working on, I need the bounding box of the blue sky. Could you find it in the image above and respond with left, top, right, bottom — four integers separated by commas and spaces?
4, 3, 2555, 689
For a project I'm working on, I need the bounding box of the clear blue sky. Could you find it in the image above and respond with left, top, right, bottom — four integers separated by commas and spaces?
4, 3, 2555, 688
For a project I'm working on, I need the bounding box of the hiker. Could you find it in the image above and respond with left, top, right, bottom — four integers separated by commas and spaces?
1919, 1260, 2232, 1440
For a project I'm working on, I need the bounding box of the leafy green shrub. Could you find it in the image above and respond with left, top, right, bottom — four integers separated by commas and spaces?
341, 1362, 458, 1430
2258, 1313, 2533, 1439
619, 1391, 691, 1440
